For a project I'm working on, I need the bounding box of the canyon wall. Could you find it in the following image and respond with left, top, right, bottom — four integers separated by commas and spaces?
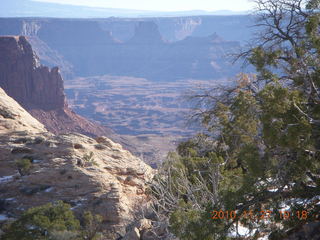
0, 36, 112, 137
0, 86, 153, 238
0, 36, 66, 110
0, 16, 251, 80
0, 16, 254, 43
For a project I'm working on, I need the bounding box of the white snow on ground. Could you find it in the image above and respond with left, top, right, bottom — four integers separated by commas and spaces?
0, 175, 13, 183
268, 187, 279, 192
70, 197, 87, 210
0, 214, 9, 221
228, 194, 320, 239
229, 224, 270, 240
228, 221, 271, 239
5, 198, 16, 201
71, 203, 83, 210
235, 225, 252, 236
228, 224, 253, 238
279, 195, 320, 210
32, 159, 42, 163
305, 195, 320, 205
258, 234, 269, 240
44, 187, 54, 192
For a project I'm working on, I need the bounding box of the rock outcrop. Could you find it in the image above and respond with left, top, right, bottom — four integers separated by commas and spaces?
0, 88, 46, 134
0, 36, 66, 110
129, 21, 164, 44
0, 19, 244, 81
123, 218, 170, 240
26, 36, 74, 79
0, 35, 113, 137
0, 16, 254, 44
0, 87, 154, 237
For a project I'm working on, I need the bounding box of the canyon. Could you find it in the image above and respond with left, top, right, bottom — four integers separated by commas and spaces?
0, 36, 113, 138
0, 36, 156, 239
0, 86, 154, 238
0, 16, 252, 80
0, 16, 253, 163
0, 2, 318, 239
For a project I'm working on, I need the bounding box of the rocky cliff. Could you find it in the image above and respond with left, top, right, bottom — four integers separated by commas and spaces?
129, 21, 164, 44
0, 16, 253, 43
0, 36, 65, 110
0, 36, 113, 137
0, 18, 245, 81
27, 36, 74, 79
0, 87, 154, 237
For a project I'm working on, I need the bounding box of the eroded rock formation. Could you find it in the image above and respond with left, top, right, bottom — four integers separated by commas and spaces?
0, 35, 112, 137
0, 36, 65, 110
0, 18, 244, 81
0, 87, 153, 237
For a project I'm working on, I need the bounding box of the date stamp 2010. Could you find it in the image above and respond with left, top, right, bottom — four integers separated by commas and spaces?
211, 210, 315, 221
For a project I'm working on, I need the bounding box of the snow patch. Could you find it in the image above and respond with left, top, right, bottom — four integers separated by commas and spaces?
228, 224, 254, 238
71, 203, 83, 210
268, 187, 278, 192
0, 214, 9, 221
5, 198, 16, 201
32, 159, 42, 163
0, 175, 13, 183
44, 187, 54, 193
70, 197, 87, 210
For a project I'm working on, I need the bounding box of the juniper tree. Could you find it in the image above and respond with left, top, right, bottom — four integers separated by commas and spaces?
150, 0, 320, 239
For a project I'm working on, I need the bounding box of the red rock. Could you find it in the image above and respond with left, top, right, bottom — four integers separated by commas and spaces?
0, 36, 66, 110
0, 36, 112, 137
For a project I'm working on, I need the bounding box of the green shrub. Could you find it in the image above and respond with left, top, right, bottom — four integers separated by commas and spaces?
2, 201, 80, 240
2, 202, 104, 240
16, 158, 32, 176
82, 152, 98, 167
80, 211, 103, 240
49, 230, 79, 240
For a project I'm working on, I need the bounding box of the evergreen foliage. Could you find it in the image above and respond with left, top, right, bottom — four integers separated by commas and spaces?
16, 158, 32, 176
2, 201, 80, 240
150, 0, 320, 239
2, 201, 103, 240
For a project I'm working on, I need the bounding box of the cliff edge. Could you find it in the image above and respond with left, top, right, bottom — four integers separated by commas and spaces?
0, 86, 154, 237
0, 35, 112, 137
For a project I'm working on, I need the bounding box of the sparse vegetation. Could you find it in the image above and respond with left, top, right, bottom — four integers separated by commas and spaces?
11, 147, 33, 154
60, 169, 68, 175
33, 137, 45, 144
82, 152, 98, 167
16, 158, 32, 176
12, 137, 29, 144
20, 185, 52, 196
74, 143, 84, 149
0, 107, 15, 119
49, 230, 79, 240
2, 201, 80, 240
80, 211, 103, 240
150, 0, 320, 239
94, 144, 107, 150
1, 201, 104, 240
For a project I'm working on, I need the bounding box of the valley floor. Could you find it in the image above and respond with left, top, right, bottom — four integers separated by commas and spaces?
65, 75, 231, 165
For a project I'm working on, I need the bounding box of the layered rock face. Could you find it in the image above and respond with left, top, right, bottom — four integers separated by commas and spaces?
0, 36, 66, 110
0, 18, 244, 81
0, 87, 46, 134
0, 16, 253, 43
0, 87, 153, 237
129, 21, 164, 44
27, 36, 74, 79
0, 36, 112, 137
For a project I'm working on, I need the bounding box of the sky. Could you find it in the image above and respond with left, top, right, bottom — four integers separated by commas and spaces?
32, 0, 254, 12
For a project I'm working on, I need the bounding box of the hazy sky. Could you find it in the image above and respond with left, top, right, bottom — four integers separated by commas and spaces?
32, 0, 254, 12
